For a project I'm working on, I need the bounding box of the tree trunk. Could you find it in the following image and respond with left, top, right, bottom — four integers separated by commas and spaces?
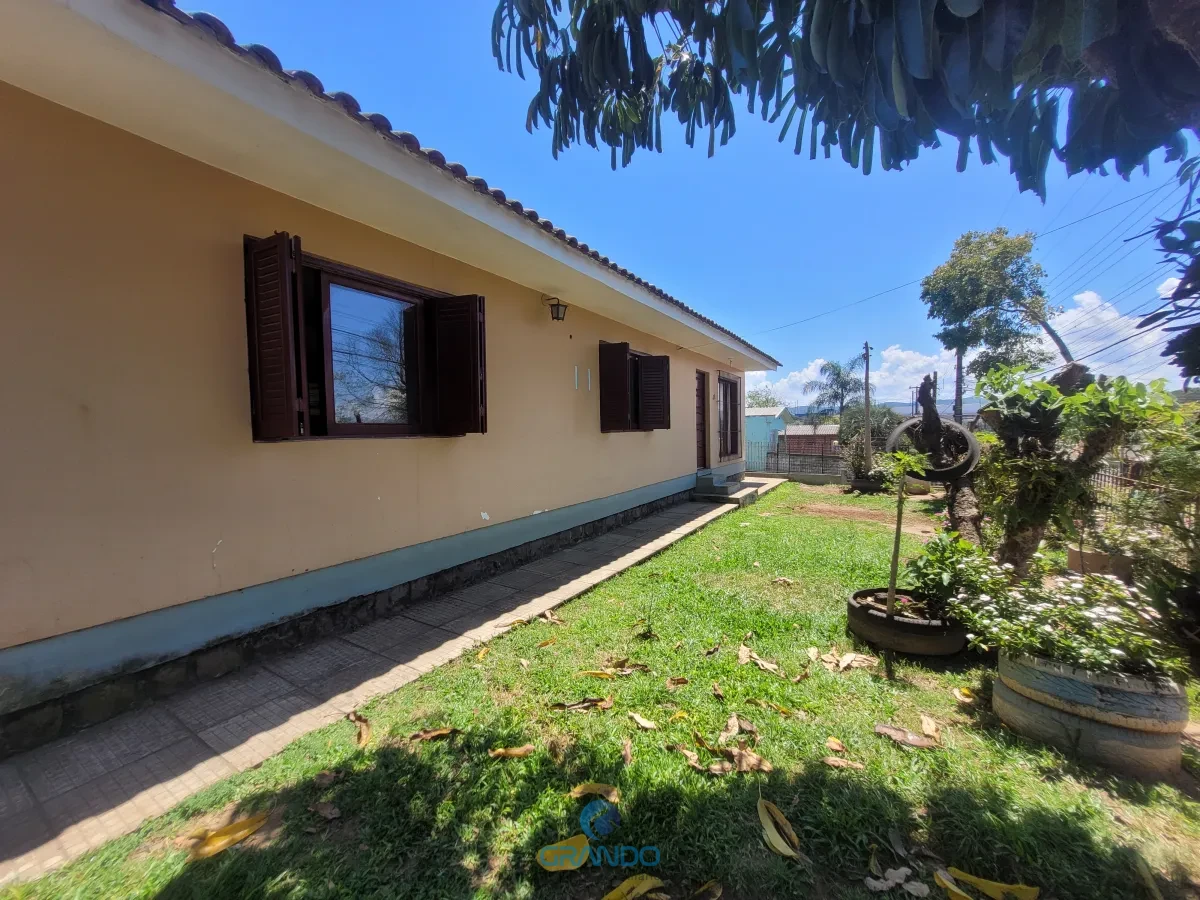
998, 524, 1046, 579
954, 349, 964, 424
1037, 317, 1074, 363
947, 476, 982, 544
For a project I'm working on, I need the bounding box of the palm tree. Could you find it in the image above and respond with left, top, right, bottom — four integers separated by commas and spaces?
803, 356, 870, 421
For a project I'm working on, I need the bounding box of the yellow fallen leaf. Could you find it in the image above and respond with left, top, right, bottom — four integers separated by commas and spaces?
569, 782, 621, 803
602, 874, 666, 900
578, 670, 616, 680
934, 869, 974, 900
946, 868, 1040, 900
488, 744, 535, 758
629, 712, 658, 731
409, 726, 460, 742
537, 638, 558, 648
757, 798, 810, 863
505, 618, 528, 627
187, 813, 268, 860
826, 737, 847, 753
536, 832, 589, 871
951, 687, 975, 705
690, 879, 724, 899
477, 647, 490, 661
766, 701, 793, 717
670, 710, 689, 722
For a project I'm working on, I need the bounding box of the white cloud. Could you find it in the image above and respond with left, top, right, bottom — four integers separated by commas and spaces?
746, 358, 826, 405
1042, 286, 1184, 386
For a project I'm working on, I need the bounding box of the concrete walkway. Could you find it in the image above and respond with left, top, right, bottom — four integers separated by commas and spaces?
0, 487, 782, 884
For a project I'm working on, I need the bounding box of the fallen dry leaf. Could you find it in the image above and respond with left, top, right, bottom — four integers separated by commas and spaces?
505, 618, 528, 628
693, 731, 720, 754
310, 802, 340, 821
542, 610, 566, 625
807, 647, 820, 662
823, 756, 865, 770
826, 737, 847, 753
758, 798, 809, 862
888, 827, 909, 859
792, 670, 811, 683
945, 867, 1040, 900
752, 561, 761, 568
666, 676, 689, 691
537, 638, 558, 649
705, 642, 721, 656
569, 782, 621, 803
951, 687, 975, 705
673, 640, 684, 650
670, 710, 689, 722
712, 681, 725, 701
838, 652, 857, 671
737, 644, 752, 665
738, 522, 751, 528
875, 723, 938, 749
186, 813, 269, 860
409, 726, 460, 742
707, 760, 734, 775
477, 647, 490, 661
736, 716, 759, 739
602, 874, 666, 900
772, 576, 795, 586
671, 745, 705, 773
578, 670, 616, 680
313, 770, 340, 788
920, 715, 941, 742
488, 744, 535, 759
722, 741, 773, 773
847, 654, 879, 669
347, 710, 371, 747
519, 658, 530, 669
718, 713, 740, 745
629, 712, 658, 731
749, 652, 780, 674
550, 696, 612, 712
691, 879, 724, 899
622, 738, 633, 766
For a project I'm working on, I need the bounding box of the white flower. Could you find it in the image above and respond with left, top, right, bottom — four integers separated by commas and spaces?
1109, 648, 1126, 656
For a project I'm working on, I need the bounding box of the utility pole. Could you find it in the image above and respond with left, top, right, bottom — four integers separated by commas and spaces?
932, 372, 938, 407
954, 353, 964, 424
863, 341, 873, 472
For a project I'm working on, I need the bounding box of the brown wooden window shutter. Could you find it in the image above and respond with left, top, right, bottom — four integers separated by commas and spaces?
637, 355, 671, 430
244, 232, 305, 441
599, 341, 632, 432
429, 294, 487, 435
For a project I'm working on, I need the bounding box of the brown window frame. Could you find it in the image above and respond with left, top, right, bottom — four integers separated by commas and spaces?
319, 269, 426, 438
717, 375, 741, 459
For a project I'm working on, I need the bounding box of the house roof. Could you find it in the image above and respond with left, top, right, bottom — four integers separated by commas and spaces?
785, 423, 840, 436
9, 0, 778, 370
745, 407, 787, 418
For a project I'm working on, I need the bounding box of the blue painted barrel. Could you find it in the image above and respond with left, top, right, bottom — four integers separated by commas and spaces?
994, 653, 1188, 779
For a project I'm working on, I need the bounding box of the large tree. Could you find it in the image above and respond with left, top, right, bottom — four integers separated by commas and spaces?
803, 355, 869, 419
921, 228, 1060, 422
491, 1, 1195, 198
746, 385, 785, 407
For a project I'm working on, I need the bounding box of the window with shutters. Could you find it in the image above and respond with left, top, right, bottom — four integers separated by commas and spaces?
717, 376, 740, 458
243, 232, 486, 441
598, 341, 670, 433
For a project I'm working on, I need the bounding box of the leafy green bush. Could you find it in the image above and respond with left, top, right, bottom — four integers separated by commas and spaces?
904, 532, 1012, 621
950, 573, 1189, 682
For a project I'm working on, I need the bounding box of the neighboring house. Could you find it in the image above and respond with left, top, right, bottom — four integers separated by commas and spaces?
744, 407, 798, 447
0, 1, 778, 745
784, 423, 840, 455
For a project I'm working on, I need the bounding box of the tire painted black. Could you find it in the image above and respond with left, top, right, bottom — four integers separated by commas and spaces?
846, 589, 967, 656
885, 417, 981, 482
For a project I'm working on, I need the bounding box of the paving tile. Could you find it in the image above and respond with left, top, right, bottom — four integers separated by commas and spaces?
451, 580, 517, 606
261, 638, 379, 686
0, 809, 64, 885
521, 555, 578, 576
379, 627, 476, 674
18, 706, 188, 803
197, 691, 341, 771
402, 594, 481, 628
42, 736, 233, 858
306, 659, 421, 713
165, 665, 293, 732
340, 614, 431, 655
0, 764, 34, 820
489, 567, 551, 591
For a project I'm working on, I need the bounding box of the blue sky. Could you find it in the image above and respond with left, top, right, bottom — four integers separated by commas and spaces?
193, 1, 1186, 402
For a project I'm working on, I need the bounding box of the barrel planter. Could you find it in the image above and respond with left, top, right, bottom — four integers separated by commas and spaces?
994, 653, 1189, 779
1065, 546, 1134, 584
847, 589, 968, 656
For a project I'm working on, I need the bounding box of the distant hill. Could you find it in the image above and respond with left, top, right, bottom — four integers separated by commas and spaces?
788, 396, 982, 418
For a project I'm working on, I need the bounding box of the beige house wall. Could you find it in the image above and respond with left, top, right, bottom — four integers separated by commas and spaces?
0, 82, 742, 650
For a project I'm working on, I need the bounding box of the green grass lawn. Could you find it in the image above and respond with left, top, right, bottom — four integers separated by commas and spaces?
9, 484, 1198, 900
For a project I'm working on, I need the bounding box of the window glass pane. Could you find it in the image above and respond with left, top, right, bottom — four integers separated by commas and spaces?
330, 283, 414, 424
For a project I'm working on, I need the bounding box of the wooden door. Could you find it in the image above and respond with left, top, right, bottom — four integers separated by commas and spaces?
695, 371, 707, 469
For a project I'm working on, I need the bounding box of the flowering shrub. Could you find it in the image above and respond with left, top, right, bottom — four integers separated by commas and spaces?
949, 573, 1189, 682
904, 532, 1012, 620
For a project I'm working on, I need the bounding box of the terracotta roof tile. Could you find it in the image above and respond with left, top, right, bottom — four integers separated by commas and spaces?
137, 0, 779, 367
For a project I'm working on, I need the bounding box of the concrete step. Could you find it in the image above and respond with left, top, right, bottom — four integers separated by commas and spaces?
692, 476, 787, 507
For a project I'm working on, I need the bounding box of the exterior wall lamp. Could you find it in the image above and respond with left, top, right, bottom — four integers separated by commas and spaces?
544, 296, 568, 322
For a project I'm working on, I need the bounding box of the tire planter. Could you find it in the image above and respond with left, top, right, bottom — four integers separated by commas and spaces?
847, 589, 968, 656
994, 653, 1188, 779
848, 478, 885, 493
1066, 546, 1134, 584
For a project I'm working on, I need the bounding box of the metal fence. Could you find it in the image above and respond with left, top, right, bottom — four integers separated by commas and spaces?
746, 440, 845, 477
1088, 464, 1198, 533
